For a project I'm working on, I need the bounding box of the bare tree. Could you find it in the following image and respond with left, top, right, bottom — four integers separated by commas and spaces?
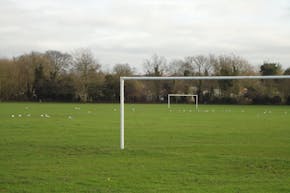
143, 54, 168, 102
143, 54, 167, 76
45, 50, 72, 80
72, 49, 101, 102
112, 63, 139, 102
113, 63, 134, 77
193, 55, 212, 76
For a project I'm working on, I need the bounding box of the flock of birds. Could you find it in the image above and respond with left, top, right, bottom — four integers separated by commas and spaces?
11, 113, 72, 119
168, 109, 288, 115
8, 106, 288, 119
9, 106, 80, 120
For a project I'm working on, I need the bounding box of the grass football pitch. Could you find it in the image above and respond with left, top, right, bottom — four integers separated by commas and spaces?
0, 103, 289, 193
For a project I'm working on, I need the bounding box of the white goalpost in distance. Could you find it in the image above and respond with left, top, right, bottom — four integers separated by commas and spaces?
119, 75, 290, 150
168, 94, 198, 109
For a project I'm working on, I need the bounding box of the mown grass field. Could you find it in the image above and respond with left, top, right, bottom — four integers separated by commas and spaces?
0, 103, 289, 193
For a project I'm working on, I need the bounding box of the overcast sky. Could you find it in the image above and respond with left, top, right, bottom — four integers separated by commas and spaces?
0, 0, 290, 70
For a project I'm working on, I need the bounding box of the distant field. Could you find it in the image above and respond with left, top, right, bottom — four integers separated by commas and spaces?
0, 103, 289, 193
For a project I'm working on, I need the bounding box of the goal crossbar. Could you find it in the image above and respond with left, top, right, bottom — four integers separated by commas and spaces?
120, 75, 290, 150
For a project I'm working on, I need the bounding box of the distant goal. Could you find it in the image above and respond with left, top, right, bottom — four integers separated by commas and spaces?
119, 75, 290, 150
168, 94, 198, 110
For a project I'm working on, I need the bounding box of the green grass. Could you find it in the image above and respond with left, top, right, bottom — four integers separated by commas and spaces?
0, 103, 289, 193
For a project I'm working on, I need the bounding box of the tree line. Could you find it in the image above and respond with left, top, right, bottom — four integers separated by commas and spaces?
0, 49, 289, 104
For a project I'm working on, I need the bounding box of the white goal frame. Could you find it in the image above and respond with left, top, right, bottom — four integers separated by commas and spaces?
119, 75, 290, 150
168, 94, 198, 110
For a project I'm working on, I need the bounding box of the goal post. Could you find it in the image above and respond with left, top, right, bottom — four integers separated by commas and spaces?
167, 94, 198, 110
120, 75, 290, 150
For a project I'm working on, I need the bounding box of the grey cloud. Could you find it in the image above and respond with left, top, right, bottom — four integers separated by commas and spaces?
0, 0, 289, 68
